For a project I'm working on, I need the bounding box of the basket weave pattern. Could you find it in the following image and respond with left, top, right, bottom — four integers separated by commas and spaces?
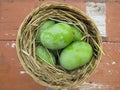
16, 3, 102, 89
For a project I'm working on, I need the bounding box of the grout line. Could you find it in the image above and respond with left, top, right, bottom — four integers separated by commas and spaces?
0, 39, 16, 41
102, 41, 120, 44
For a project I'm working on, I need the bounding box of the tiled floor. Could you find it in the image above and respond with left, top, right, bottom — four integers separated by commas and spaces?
0, 0, 120, 90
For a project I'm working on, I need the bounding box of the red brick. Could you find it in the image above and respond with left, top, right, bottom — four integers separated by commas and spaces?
106, 2, 120, 42
0, 1, 34, 23
0, 41, 46, 90
0, 1, 34, 40
0, 0, 33, 2
0, 23, 18, 40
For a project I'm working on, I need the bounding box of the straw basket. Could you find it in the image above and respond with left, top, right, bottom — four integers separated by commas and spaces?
16, 2, 103, 89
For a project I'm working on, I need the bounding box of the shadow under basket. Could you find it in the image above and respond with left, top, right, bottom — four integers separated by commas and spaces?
16, 2, 103, 89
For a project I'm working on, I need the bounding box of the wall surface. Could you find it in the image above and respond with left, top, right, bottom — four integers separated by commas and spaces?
0, 0, 120, 90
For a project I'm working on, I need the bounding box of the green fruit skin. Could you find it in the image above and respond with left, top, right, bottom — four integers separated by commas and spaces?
60, 41, 93, 70
40, 23, 73, 50
36, 46, 56, 65
71, 26, 83, 41
36, 20, 55, 42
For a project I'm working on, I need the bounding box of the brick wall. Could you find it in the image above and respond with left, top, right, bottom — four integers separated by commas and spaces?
0, 0, 120, 90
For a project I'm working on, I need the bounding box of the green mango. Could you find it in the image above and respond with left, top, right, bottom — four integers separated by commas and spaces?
36, 20, 55, 42
71, 25, 83, 41
40, 23, 73, 50
60, 41, 93, 70
36, 46, 56, 65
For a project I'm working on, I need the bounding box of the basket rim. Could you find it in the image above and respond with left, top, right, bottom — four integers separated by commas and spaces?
16, 2, 103, 89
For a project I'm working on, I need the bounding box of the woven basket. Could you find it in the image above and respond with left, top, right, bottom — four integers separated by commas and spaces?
16, 2, 103, 89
